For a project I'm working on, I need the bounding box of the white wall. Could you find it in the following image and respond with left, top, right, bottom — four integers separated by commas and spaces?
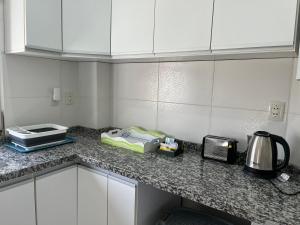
112, 58, 297, 164
3, 55, 79, 128
2, 57, 112, 130
77, 62, 112, 129
286, 59, 300, 166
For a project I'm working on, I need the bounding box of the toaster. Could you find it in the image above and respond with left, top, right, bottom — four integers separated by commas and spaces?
202, 135, 238, 164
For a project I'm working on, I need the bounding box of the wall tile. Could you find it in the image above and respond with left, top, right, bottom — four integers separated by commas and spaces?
157, 102, 210, 143
3, 56, 79, 128
60, 61, 79, 96
113, 63, 158, 101
60, 100, 79, 128
213, 58, 293, 111
98, 63, 113, 128
210, 107, 287, 153
286, 114, 300, 167
5, 97, 61, 127
98, 96, 112, 129
77, 96, 98, 129
288, 59, 300, 115
98, 63, 112, 99
159, 61, 214, 105
113, 99, 157, 130
77, 62, 113, 129
78, 62, 98, 97
4, 55, 60, 98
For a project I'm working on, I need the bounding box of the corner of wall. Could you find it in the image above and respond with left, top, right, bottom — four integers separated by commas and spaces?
77, 62, 113, 129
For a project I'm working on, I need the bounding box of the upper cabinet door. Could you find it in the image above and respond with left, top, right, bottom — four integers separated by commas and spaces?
111, 0, 155, 55
63, 0, 111, 55
26, 0, 62, 52
154, 0, 213, 53
211, 0, 298, 50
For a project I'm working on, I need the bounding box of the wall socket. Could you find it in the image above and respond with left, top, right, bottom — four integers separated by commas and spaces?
269, 101, 285, 121
64, 92, 73, 105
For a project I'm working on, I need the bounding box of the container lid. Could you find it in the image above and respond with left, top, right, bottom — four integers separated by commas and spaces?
254, 131, 271, 137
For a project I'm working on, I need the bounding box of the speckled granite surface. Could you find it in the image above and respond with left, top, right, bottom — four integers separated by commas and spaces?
0, 127, 299, 225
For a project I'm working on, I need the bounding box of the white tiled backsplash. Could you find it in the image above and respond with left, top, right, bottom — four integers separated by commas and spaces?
1, 55, 300, 166
112, 58, 300, 166
3, 55, 79, 128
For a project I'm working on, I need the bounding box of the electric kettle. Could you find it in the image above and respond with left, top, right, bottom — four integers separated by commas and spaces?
244, 131, 290, 178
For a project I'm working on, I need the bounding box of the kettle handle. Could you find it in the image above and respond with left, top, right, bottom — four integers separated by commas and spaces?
271, 134, 290, 171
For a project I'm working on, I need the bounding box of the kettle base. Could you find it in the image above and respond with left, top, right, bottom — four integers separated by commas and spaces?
244, 166, 278, 179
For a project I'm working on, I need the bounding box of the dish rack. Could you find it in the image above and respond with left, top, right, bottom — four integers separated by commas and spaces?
6, 124, 74, 153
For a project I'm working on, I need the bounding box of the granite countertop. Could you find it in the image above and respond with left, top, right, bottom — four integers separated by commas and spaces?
0, 127, 299, 225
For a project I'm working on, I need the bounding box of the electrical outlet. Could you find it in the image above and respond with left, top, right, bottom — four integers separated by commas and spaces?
64, 92, 73, 105
269, 101, 285, 121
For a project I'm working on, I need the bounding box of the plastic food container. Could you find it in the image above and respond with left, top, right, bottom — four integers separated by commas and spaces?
6, 124, 68, 147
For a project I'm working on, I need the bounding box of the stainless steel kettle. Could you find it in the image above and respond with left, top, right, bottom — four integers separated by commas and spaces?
244, 131, 290, 178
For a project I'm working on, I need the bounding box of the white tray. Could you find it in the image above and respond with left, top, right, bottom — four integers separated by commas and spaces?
6, 124, 68, 139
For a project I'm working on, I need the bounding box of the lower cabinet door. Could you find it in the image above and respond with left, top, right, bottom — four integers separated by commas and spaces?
0, 180, 36, 225
78, 167, 108, 225
108, 176, 136, 225
36, 166, 77, 225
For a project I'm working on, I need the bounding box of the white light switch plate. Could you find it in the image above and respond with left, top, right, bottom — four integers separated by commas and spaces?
269, 101, 285, 121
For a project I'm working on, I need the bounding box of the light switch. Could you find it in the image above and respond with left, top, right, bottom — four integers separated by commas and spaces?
53, 88, 61, 102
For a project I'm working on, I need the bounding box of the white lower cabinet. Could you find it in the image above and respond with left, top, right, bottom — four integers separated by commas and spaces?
108, 176, 136, 225
35, 166, 77, 225
0, 166, 180, 225
0, 180, 36, 225
108, 175, 181, 225
78, 167, 108, 225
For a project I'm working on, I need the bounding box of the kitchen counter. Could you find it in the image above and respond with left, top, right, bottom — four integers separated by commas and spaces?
0, 127, 299, 225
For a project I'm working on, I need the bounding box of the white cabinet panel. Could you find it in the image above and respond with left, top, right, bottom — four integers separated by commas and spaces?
154, 0, 213, 53
0, 181, 36, 225
36, 167, 77, 225
63, 0, 111, 55
111, 0, 155, 55
78, 167, 108, 225
212, 0, 298, 50
108, 176, 136, 225
26, 0, 62, 51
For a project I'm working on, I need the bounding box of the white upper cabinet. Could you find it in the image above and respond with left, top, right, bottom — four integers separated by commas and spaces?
0, 181, 36, 225
111, 0, 155, 55
26, 0, 62, 51
5, 0, 300, 60
63, 0, 111, 55
154, 0, 214, 53
211, 0, 298, 50
5, 0, 62, 53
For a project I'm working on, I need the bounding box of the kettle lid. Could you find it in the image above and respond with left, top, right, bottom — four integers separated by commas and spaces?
254, 131, 271, 137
